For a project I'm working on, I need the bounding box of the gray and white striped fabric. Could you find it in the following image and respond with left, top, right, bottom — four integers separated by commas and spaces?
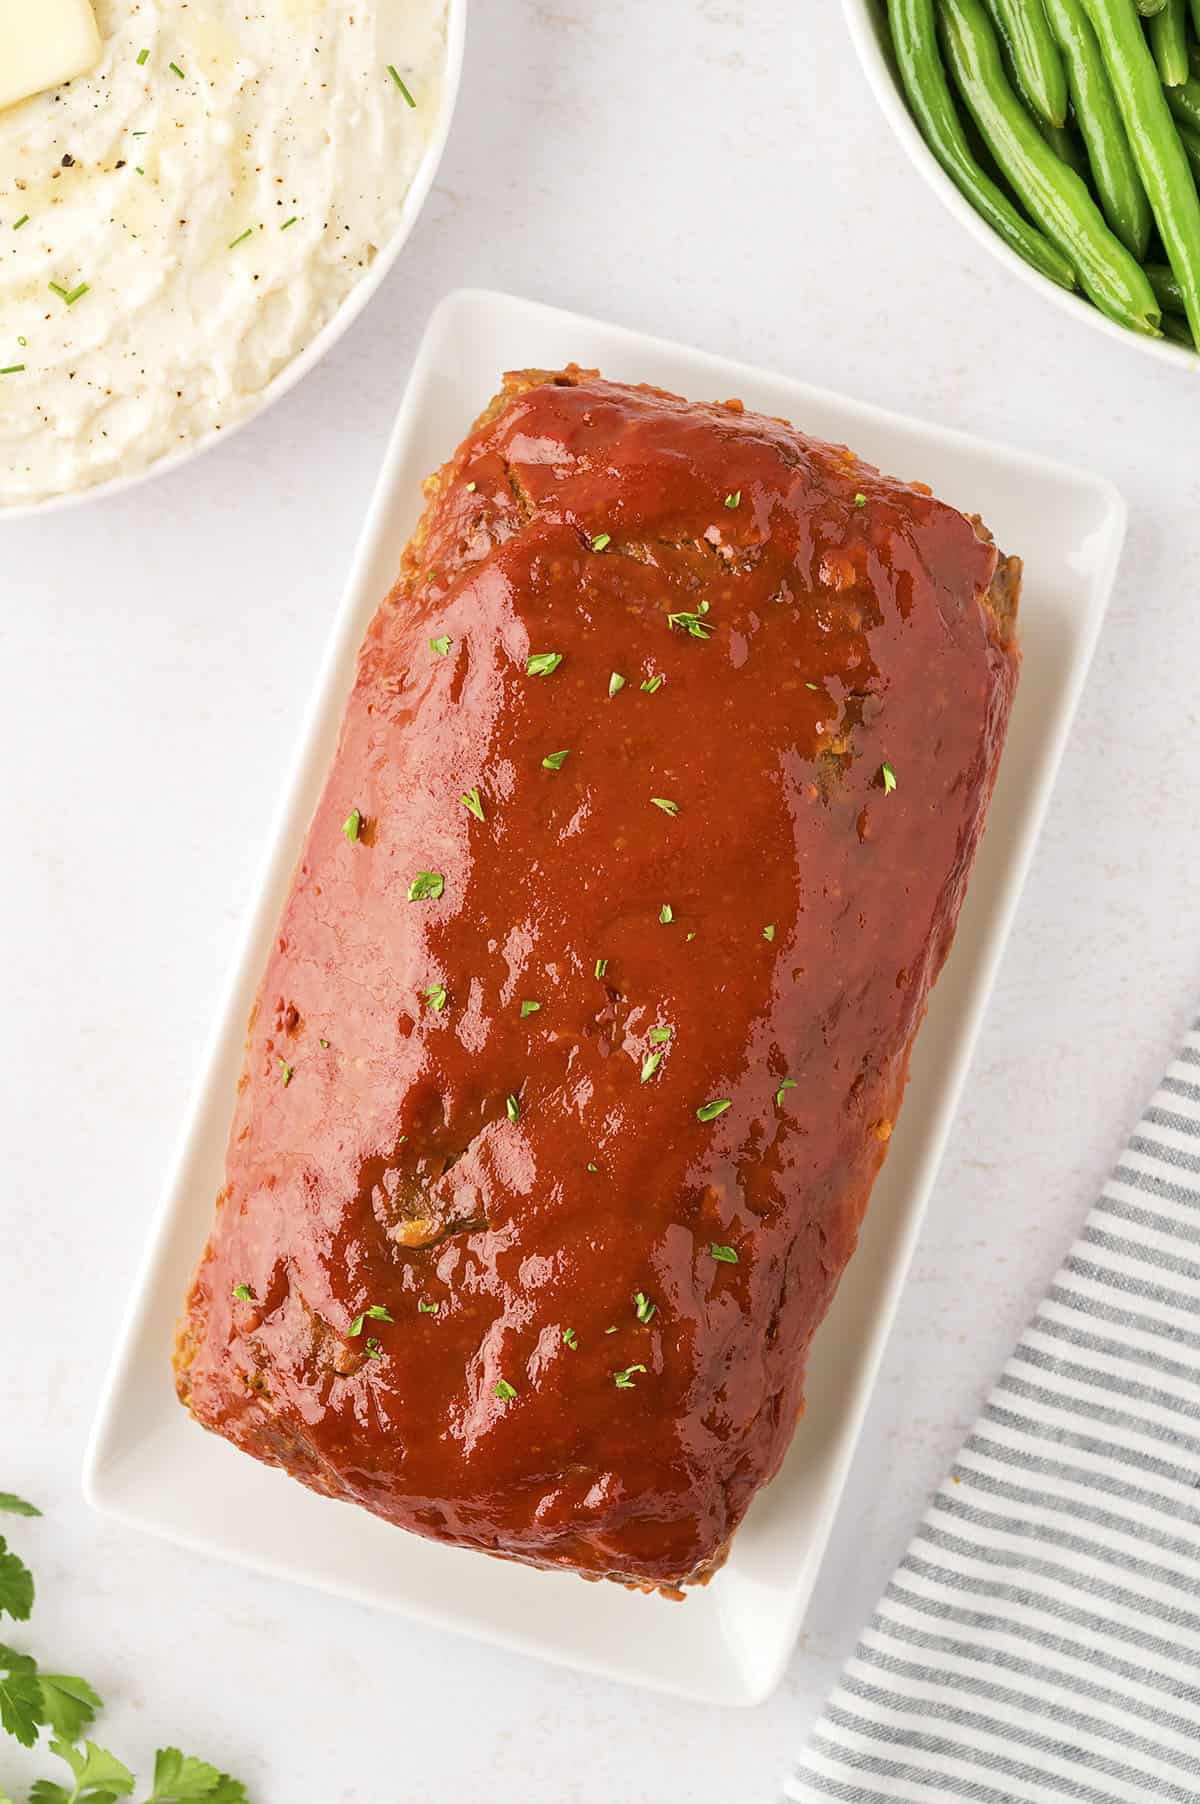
787, 1020, 1200, 1804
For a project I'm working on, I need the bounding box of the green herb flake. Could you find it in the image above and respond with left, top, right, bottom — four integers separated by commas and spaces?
659, 902, 673, 924
586, 1162, 598, 1173
169, 60, 185, 77
594, 957, 608, 979
527, 651, 563, 676
364, 1336, 384, 1360
278, 1058, 293, 1087
280, 215, 298, 232
696, 1098, 731, 1122
763, 923, 776, 942
459, 786, 485, 823
881, 762, 897, 795
408, 870, 445, 901
651, 797, 679, 817
13, 215, 29, 230
650, 1025, 672, 1043
388, 64, 417, 104
613, 1363, 648, 1389
776, 1078, 797, 1106
418, 1299, 439, 1314
423, 982, 448, 1013
135, 166, 145, 175
667, 601, 713, 640
710, 1243, 739, 1264
137, 47, 150, 64
608, 671, 626, 697
805, 682, 819, 691
49, 281, 89, 306
341, 808, 361, 843
542, 749, 570, 771
320, 1037, 330, 1048
634, 1292, 657, 1323
724, 490, 741, 509
506, 1093, 521, 1124
0, 365, 24, 376
232, 1283, 254, 1302
228, 227, 254, 249
640, 1050, 663, 1083
605, 1325, 618, 1334
590, 531, 611, 552
493, 1377, 517, 1401
349, 1304, 394, 1337
466, 480, 477, 492
562, 1327, 578, 1349
520, 999, 541, 1018
430, 634, 452, 656
854, 492, 867, 507
640, 673, 665, 693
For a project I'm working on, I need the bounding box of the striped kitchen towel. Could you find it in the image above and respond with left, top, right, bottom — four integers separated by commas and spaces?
787, 1019, 1200, 1804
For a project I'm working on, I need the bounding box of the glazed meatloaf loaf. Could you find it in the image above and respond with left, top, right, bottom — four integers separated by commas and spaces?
176, 367, 1020, 1590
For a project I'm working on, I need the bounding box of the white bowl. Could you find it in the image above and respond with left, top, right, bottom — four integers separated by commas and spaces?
841, 0, 1194, 366
2, 0, 468, 523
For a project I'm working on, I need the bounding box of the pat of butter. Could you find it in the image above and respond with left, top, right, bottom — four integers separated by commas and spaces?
0, 0, 101, 114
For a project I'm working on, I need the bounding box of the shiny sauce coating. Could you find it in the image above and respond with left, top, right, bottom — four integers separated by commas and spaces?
176, 369, 1019, 1588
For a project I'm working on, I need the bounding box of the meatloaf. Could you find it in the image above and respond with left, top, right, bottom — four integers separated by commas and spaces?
175, 366, 1020, 1591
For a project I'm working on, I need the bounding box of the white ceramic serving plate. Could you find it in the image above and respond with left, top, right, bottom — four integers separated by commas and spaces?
2, 1, 467, 524
84, 287, 1126, 1707
842, 0, 1194, 368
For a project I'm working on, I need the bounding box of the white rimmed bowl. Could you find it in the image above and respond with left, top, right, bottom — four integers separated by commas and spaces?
2, 0, 468, 522
842, 0, 1195, 367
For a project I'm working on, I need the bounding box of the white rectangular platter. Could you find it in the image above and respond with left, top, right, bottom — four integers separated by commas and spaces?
85, 287, 1126, 1707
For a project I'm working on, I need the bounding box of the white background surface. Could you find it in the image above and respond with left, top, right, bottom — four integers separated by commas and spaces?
2, 3, 1198, 1801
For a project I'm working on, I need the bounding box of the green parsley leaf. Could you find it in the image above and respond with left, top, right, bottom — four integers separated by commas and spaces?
776, 1078, 797, 1105
640, 1050, 663, 1083
32, 1737, 135, 1804
0, 1642, 43, 1746
459, 787, 485, 822
0, 1496, 39, 1519
594, 958, 608, 979
854, 492, 867, 507
763, 924, 776, 942
407, 870, 445, 901
364, 1337, 384, 1361
881, 763, 897, 795
341, 808, 361, 843
613, 1364, 648, 1389
231, 1283, 253, 1303
142, 1746, 229, 1802
634, 1292, 657, 1324
505, 1093, 521, 1124
649, 1025, 672, 1043
710, 1243, 739, 1264
493, 1378, 517, 1402
590, 532, 611, 552
36, 1673, 103, 1743
526, 652, 562, 676
650, 797, 679, 817
430, 634, 451, 656
659, 902, 673, 924
724, 490, 741, 509
562, 1327, 577, 1349
423, 982, 448, 1013
696, 1099, 731, 1122
608, 672, 625, 697
278, 1058, 292, 1087
666, 602, 713, 640
640, 674, 665, 693
348, 1304, 393, 1337
520, 1000, 541, 1018
417, 1299, 439, 1315
542, 750, 570, 771
387, 65, 416, 105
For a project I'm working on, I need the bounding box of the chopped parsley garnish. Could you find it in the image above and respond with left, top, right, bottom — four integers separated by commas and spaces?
696, 1099, 731, 1122
506, 1093, 521, 1123
763, 924, 776, 942
364, 1337, 384, 1360
641, 673, 665, 692
278, 1058, 293, 1087
466, 481, 477, 492
640, 1050, 663, 1083
348, 1304, 393, 1338
881, 762, 897, 794
724, 490, 741, 509
520, 999, 541, 1018
137, 47, 149, 64
430, 634, 452, 656
48, 281, 89, 306
320, 1038, 330, 1048
423, 982, 447, 1012
586, 1162, 598, 1173
542, 749, 570, 770
280, 216, 298, 232
169, 60, 185, 77
527, 651, 563, 676
562, 1327, 578, 1349
613, 1364, 648, 1389
341, 808, 361, 843
710, 1244, 739, 1264
13, 216, 29, 230
659, 902, 673, 923
493, 1378, 517, 1401
854, 492, 867, 507
590, 532, 611, 551
650, 1025, 672, 1043
418, 1299, 439, 1314
776, 1078, 797, 1106
228, 227, 254, 249
0, 365, 24, 376
232, 1283, 254, 1302
651, 797, 679, 816
667, 601, 713, 640
388, 65, 417, 105
605, 1325, 618, 1334
594, 958, 608, 978
805, 682, 819, 691
407, 870, 445, 901
459, 787, 485, 822
634, 1292, 657, 1323
609, 671, 626, 697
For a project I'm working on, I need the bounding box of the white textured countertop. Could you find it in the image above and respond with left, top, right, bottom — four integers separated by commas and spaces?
3, 3, 1198, 1799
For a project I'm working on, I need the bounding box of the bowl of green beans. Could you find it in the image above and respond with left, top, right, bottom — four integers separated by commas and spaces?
843, 0, 1200, 360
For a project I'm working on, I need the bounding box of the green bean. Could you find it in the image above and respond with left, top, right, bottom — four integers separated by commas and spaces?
1085, 0, 1200, 344
1164, 73, 1200, 132
1145, 259, 1187, 307
1136, 0, 1166, 13
939, 0, 1161, 329
1172, 113, 1200, 181
982, 0, 1070, 122
1149, 0, 1189, 84
888, 0, 1078, 289
1159, 308, 1195, 342
1042, 0, 1153, 253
